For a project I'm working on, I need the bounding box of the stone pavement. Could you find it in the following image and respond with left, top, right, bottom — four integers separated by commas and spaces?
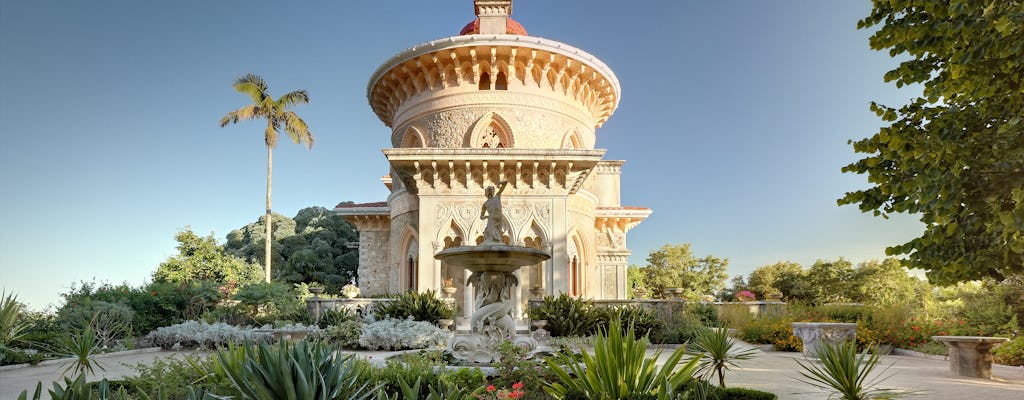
1, 346, 1022, 399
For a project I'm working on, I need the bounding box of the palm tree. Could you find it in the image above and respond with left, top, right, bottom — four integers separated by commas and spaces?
220, 73, 313, 283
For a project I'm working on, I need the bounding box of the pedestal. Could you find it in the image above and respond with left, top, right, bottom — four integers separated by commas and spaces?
932, 336, 1008, 379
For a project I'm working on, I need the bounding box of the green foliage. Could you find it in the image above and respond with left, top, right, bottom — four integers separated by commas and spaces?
122, 353, 230, 399
54, 327, 104, 377
739, 317, 801, 352
316, 308, 356, 328
153, 228, 263, 286
690, 328, 759, 388
596, 306, 664, 338
795, 341, 898, 400
56, 300, 134, 348
374, 290, 453, 324
853, 259, 919, 307
841, 0, 1024, 284
214, 340, 376, 400
993, 336, 1024, 366
544, 319, 701, 399
312, 320, 363, 349
528, 294, 602, 337
491, 340, 558, 398
18, 376, 136, 400
225, 207, 359, 290
1, 291, 32, 352
231, 281, 307, 325
371, 352, 446, 398
655, 309, 709, 345
709, 387, 778, 400
640, 244, 728, 300
58, 280, 215, 336
745, 262, 807, 300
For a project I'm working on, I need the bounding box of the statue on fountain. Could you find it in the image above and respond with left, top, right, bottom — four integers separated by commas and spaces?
434, 181, 549, 362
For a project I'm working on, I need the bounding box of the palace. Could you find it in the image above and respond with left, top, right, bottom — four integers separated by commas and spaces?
336, 0, 649, 320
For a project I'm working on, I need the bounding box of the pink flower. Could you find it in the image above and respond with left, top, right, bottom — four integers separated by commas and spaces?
487, 385, 496, 393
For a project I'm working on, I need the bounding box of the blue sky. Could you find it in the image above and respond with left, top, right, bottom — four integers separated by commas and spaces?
0, 1, 923, 310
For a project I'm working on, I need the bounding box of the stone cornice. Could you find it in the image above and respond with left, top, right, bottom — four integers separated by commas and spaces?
594, 207, 651, 233
382, 148, 605, 196
367, 34, 620, 129
338, 213, 391, 231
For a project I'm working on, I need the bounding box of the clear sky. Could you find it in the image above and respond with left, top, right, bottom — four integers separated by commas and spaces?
0, 1, 924, 310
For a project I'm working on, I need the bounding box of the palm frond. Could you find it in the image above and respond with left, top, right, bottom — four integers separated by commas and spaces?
277, 90, 309, 108
219, 105, 262, 127
233, 73, 268, 103
282, 111, 314, 149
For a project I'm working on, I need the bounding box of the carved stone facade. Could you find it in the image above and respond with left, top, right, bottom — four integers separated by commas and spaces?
337, 1, 649, 312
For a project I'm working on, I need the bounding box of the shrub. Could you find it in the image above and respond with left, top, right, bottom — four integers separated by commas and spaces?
717, 304, 754, 330
740, 317, 801, 352
795, 341, 897, 400
311, 320, 363, 349
0, 292, 32, 351
232, 282, 307, 325
596, 306, 664, 338
374, 290, 453, 324
994, 336, 1024, 366
316, 308, 356, 328
124, 353, 225, 399
142, 320, 272, 349
689, 303, 720, 326
528, 294, 602, 337
371, 351, 446, 398
711, 387, 778, 400
358, 318, 451, 351
655, 312, 709, 344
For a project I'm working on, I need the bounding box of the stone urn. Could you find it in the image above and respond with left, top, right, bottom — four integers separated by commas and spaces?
308, 287, 325, 297
438, 318, 455, 331
529, 285, 544, 299
442, 286, 458, 296
792, 322, 857, 357
765, 293, 783, 302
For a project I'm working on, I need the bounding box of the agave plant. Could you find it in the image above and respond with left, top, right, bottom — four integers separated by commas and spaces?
375, 376, 480, 400
215, 340, 377, 400
689, 327, 759, 388
544, 318, 701, 399
375, 289, 451, 324
795, 341, 899, 400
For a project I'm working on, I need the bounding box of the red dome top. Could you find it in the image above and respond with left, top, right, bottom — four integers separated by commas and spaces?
459, 17, 528, 35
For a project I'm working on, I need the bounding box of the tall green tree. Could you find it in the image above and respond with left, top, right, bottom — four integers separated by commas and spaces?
854, 258, 920, 307
840, 1, 1024, 284
745, 261, 805, 299
806, 259, 857, 304
220, 73, 314, 283
153, 228, 262, 285
640, 243, 728, 300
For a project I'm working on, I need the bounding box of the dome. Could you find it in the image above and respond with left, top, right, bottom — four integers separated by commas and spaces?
459, 17, 528, 35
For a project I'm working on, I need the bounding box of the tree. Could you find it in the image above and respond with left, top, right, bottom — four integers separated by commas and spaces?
806, 259, 857, 304
640, 243, 728, 300
225, 207, 359, 290
854, 258, 919, 307
745, 261, 805, 299
153, 228, 262, 285
220, 73, 314, 283
840, 1, 1024, 284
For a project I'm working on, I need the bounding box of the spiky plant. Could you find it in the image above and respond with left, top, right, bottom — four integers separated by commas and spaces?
215, 340, 376, 400
795, 341, 899, 400
690, 327, 759, 388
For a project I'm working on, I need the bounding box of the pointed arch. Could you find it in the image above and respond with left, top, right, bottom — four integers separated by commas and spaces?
560, 129, 584, 149
400, 126, 427, 148
397, 226, 419, 291
467, 112, 514, 148
566, 226, 594, 297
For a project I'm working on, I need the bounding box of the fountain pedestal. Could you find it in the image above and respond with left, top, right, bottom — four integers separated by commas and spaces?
435, 244, 550, 363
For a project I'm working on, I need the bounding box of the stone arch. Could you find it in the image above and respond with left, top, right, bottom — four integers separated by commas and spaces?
467, 112, 513, 148
566, 226, 593, 297
560, 129, 584, 149
438, 219, 466, 247
400, 126, 427, 148
397, 226, 419, 291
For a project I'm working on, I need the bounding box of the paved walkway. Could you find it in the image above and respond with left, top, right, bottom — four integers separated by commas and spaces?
1, 346, 1022, 399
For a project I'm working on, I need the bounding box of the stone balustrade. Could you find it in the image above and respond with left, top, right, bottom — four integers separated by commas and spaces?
932, 336, 1009, 379
306, 297, 394, 323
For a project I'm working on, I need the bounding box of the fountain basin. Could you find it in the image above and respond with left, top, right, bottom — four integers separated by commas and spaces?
434, 245, 550, 272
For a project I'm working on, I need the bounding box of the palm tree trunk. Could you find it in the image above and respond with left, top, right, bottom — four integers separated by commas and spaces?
265, 144, 273, 283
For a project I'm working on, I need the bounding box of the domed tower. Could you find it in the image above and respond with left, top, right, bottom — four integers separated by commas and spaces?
337, 0, 650, 318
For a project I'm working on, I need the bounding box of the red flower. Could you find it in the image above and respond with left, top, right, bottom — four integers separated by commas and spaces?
487, 385, 496, 393
512, 382, 524, 390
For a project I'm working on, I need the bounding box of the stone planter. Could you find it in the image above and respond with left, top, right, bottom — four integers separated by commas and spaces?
792, 322, 857, 357
932, 336, 1009, 379
438, 318, 455, 331
309, 287, 325, 296
442, 286, 458, 296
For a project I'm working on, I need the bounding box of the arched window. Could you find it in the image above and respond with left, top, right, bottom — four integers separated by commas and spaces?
495, 72, 508, 90
479, 72, 491, 90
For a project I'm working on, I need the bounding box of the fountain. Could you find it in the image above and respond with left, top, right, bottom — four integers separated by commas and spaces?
434, 181, 550, 363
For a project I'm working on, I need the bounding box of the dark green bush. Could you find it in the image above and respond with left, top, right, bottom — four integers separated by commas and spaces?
231, 282, 307, 325
316, 308, 356, 328
314, 320, 363, 349
711, 387, 778, 400
655, 312, 708, 344
994, 336, 1024, 366
689, 303, 720, 326
374, 290, 453, 324
528, 294, 602, 337
597, 306, 664, 338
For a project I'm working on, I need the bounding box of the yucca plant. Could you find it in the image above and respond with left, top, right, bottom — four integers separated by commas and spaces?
690, 327, 759, 388
1, 291, 31, 350
544, 318, 701, 399
375, 376, 479, 400
795, 341, 899, 400
215, 340, 377, 400
53, 327, 104, 377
